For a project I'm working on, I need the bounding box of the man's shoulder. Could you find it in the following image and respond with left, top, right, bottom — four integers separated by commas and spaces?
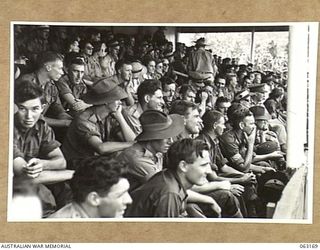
105, 74, 120, 84
56, 75, 70, 85
74, 110, 97, 126
49, 202, 89, 219
17, 72, 36, 84
146, 170, 181, 193
220, 130, 236, 142
119, 143, 149, 163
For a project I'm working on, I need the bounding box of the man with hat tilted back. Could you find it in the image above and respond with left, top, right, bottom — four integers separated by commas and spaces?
188, 37, 217, 84
61, 78, 135, 166
118, 110, 184, 192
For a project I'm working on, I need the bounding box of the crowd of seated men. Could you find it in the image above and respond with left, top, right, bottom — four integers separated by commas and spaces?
12, 25, 290, 219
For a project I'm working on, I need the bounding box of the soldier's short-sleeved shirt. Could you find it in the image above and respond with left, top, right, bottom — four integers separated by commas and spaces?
219, 129, 249, 171
14, 114, 61, 162
55, 74, 88, 110
125, 169, 188, 217
122, 103, 143, 136
197, 132, 228, 172
17, 72, 66, 117
49, 202, 89, 218
118, 143, 163, 191
61, 106, 120, 162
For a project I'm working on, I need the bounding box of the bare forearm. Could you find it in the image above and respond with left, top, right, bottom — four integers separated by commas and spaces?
40, 157, 66, 171
116, 115, 136, 141
220, 165, 245, 176
98, 141, 134, 155
191, 182, 226, 193
252, 153, 273, 162
198, 100, 207, 117
61, 93, 76, 106
31, 170, 74, 185
243, 144, 254, 172
186, 190, 216, 204
124, 94, 135, 107
44, 117, 71, 128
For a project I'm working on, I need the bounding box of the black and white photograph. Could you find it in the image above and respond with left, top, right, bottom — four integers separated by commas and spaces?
8, 22, 318, 223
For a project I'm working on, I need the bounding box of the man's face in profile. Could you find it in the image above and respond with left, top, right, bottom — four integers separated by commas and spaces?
47, 59, 64, 82
97, 178, 132, 218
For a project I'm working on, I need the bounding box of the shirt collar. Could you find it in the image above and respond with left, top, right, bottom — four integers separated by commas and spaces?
35, 71, 52, 87
72, 202, 90, 218
169, 170, 188, 202
93, 105, 110, 122
234, 129, 245, 143
203, 131, 219, 145
137, 142, 162, 161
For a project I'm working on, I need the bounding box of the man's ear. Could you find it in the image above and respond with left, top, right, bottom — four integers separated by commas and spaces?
144, 95, 150, 103
86, 192, 100, 207
239, 121, 245, 130
41, 104, 46, 113
178, 160, 188, 173
213, 122, 217, 130
45, 63, 52, 72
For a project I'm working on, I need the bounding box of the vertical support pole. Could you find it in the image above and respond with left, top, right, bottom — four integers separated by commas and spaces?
287, 24, 309, 169
250, 28, 255, 64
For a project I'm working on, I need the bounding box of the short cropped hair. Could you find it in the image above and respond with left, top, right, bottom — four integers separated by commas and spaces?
167, 138, 209, 171
38, 51, 63, 66
79, 40, 92, 50
169, 100, 198, 116
115, 59, 132, 72
137, 79, 162, 105
160, 76, 176, 89
216, 96, 230, 107
228, 105, 253, 129
202, 110, 224, 131
214, 74, 226, 83
14, 80, 44, 104
179, 84, 195, 97
92, 41, 104, 53
70, 156, 128, 203
65, 53, 84, 68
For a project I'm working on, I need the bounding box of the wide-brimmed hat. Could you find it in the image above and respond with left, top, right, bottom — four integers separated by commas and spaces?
82, 77, 127, 105
135, 110, 184, 141
194, 37, 207, 46
249, 106, 271, 120
257, 170, 288, 202
255, 141, 279, 155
